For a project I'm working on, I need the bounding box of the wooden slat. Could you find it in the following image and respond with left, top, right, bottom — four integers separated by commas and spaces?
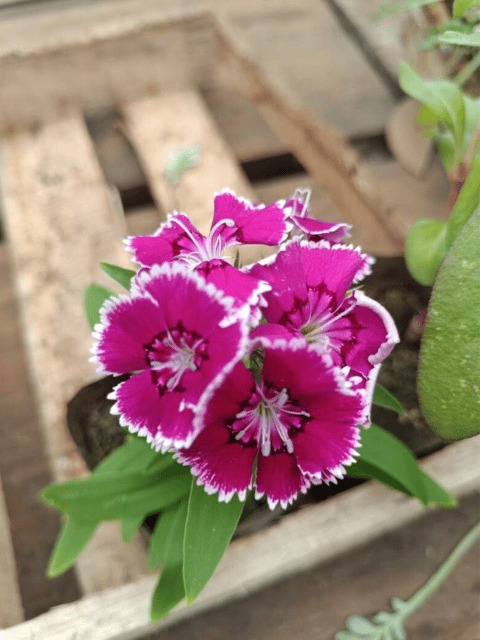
226, 2, 396, 137
3, 435, 479, 640
0, 113, 148, 594
0, 472, 24, 628
0, 11, 215, 131
214, 17, 403, 257
254, 157, 450, 253
121, 90, 271, 265
328, 0, 405, 84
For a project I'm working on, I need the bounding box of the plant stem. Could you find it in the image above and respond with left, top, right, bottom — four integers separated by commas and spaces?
404, 519, 480, 616
455, 50, 480, 87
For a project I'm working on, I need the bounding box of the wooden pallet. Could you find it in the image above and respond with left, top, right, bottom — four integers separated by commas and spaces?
0, 4, 477, 639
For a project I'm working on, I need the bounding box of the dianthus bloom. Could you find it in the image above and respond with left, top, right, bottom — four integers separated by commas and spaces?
248, 238, 399, 424
93, 187, 399, 509
282, 187, 351, 242
92, 263, 248, 450
176, 333, 363, 508
126, 188, 290, 321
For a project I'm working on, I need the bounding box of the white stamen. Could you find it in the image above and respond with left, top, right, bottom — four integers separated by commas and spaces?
292, 187, 312, 218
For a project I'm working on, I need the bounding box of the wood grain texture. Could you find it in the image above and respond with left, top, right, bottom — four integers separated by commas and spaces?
329, 0, 405, 82
0, 472, 24, 628
121, 90, 273, 265
0, 113, 148, 594
0, 11, 215, 131
225, 2, 396, 137
214, 16, 403, 256
3, 435, 479, 640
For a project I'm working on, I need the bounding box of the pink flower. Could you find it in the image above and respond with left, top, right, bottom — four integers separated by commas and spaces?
248, 238, 399, 425
282, 188, 351, 242
91, 263, 248, 450
126, 189, 291, 321
176, 334, 363, 509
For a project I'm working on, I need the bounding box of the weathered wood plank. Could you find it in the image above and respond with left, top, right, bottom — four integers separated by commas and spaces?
3, 435, 478, 640
329, 0, 406, 83
0, 113, 148, 594
226, 2, 396, 137
254, 156, 450, 253
0, 471, 24, 628
214, 17, 403, 256
121, 90, 271, 265
0, 11, 215, 131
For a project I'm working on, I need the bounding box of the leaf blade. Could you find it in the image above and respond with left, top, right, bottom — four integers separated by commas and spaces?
99, 262, 136, 290
355, 425, 428, 504
47, 517, 97, 577
150, 564, 185, 621
183, 481, 245, 603
84, 283, 115, 329
149, 500, 189, 570
372, 385, 407, 416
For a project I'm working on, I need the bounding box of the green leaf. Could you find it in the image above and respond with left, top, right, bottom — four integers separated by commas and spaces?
47, 517, 97, 577
405, 219, 448, 285
418, 208, 480, 439
371, 0, 438, 21
399, 62, 465, 153
439, 30, 480, 46
372, 385, 407, 416
447, 154, 480, 247
183, 480, 245, 603
150, 564, 185, 621
99, 262, 136, 290
164, 144, 201, 184
121, 514, 145, 543
346, 615, 377, 634
355, 425, 428, 504
149, 499, 188, 570
42, 468, 191, 522
92, 438, 174, 476
84, 283, 115, 329
348, 459, 456, 507
455, 0, 480, 17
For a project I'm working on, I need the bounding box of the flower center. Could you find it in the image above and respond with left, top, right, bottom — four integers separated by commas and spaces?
146, 326, 205, 391
173, 216, 235, 266
234, 384, 309, 456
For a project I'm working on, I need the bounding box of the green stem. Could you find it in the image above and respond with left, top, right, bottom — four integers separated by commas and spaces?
455, 50, 480, 87
404, 519, 480, 616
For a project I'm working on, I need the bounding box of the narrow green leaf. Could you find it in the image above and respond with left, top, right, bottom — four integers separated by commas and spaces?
99, 262, 136, 290
348, 459, 414, 497
347, 459, 456, 507
356, 425, 428, 504
453, 0, 480, 18
42, 469, 191, 521
92, 438, 174, 476
121, 514, 145, 543
439, 30, 480, 46
47, 517, 97, 577
149, 500, 188, 570
371, 0, 437, 21
419, 208, 480, 439
405, 218, 448, 285
418, 469, 458, 507
183, 480, 245, 603
447, 154, 480, 247
150, 564, 185, 621
84, 283, 115, 329
399, 62, 465, 151
372, 385, 407, 416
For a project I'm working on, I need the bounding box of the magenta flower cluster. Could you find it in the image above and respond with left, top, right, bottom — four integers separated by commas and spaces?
92, 189, 399, 509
